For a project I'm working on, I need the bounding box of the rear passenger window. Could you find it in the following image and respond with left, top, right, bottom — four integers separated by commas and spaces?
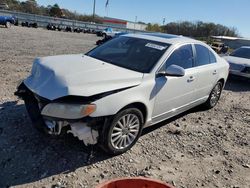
195, 44, 210, 66
209, 50, 217, 63
165, 44, 193, 69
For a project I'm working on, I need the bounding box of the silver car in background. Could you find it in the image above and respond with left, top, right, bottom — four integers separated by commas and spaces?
223, 46, 250, 78
15, 33, 229, 155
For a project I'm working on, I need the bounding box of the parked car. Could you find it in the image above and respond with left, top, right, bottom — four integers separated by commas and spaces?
96, 35, 113, 45
29, 22, 38, 28
96, 30, 103, 37
14, 17, 19, 26
73, 27, 83, 33
15, 33, 229, 155
223, 46, 250, 78
100, 27, 120, 37
96, 32, 128, 45
0, 15, 16, 28
84, 28, 96, 34
65, 26, 73, 32
57, 25, 63, 31
47, 23, 57, 30
21, 21, 29, 27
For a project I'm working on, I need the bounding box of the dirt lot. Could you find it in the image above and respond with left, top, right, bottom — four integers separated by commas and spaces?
0, 26, 249, 188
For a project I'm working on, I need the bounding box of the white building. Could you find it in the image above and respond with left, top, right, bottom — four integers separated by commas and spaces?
102, 17, 147, 31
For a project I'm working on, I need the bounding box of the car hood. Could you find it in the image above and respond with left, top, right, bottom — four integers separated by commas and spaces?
223, 56, 250, 66
24, 54, 143, 100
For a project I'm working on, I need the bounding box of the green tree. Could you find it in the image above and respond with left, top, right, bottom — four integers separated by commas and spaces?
146, 23, 162, 32
162, 21, 238, 38
49, 4, 62, 17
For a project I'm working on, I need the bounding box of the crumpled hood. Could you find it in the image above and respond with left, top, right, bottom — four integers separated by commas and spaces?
24, 54, 143, 100
223, 56, 250, 66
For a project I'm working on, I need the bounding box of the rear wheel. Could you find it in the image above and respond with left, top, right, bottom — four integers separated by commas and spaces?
101, 108, 144, 155
5, 21, 11, 28
204, 81, 223, 109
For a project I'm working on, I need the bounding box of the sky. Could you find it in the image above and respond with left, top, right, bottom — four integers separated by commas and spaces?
34, 0, 250, 38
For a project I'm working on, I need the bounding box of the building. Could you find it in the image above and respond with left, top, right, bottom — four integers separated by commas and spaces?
102, 17, 147, 31
212, 36, 250, 49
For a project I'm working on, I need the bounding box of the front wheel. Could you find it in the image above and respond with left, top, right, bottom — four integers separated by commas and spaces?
204, 81, 223, 109
101, 108, 144, 155
102, 33, 107, 38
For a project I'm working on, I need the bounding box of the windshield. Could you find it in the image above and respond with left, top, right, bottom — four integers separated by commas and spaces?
230, 47, 250, 59
104, 28, 111, 32
86, 36, 170, 73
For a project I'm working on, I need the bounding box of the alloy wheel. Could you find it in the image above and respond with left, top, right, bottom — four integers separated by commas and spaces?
210, 83, 222, 107
111, 114, 140, 150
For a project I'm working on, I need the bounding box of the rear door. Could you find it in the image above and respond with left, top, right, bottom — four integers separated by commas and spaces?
193, 44, 219, 100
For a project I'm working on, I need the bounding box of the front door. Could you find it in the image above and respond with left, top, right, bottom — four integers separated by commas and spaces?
152, 44, 197, 123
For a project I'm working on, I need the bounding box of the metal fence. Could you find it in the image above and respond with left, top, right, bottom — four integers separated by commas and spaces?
0, 9, 143, 33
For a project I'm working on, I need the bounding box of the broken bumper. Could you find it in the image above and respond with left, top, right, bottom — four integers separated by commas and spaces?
15, 82, 102, 146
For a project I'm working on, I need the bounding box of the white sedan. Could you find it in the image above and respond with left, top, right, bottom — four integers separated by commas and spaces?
15, 33, 229, 154
223, 46, 250, 78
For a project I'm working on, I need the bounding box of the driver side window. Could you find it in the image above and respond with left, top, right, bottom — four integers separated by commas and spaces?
165, 44, 194, 69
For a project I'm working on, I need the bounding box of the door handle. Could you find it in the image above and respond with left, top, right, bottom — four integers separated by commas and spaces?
213, 70, 217, 75
187, 76, 195, 82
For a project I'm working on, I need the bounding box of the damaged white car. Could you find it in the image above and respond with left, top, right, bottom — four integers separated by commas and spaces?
15, 33, 229, 154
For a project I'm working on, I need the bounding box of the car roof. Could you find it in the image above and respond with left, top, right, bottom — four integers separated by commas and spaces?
240, 46, 250, 49
124, 33, 199, 45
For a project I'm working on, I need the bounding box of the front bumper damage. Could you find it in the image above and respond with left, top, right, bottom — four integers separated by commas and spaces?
15, 82, 102, 146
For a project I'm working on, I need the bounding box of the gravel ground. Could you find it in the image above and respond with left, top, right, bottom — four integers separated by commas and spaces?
0, 26, 249, 188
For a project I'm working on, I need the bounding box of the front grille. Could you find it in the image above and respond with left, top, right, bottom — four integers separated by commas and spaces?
242, 66, 250, 74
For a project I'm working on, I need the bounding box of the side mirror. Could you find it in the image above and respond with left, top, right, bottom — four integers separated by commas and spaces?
158, 64, 185, 77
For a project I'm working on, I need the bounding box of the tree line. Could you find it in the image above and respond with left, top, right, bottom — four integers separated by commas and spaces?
1, 0, 102, 23
147, 21, 239, 38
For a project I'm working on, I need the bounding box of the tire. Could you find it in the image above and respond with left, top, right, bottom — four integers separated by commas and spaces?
23, 94, 47, 133
204, 81, 223, 109
102, 33, 107, 38
5, 21, 11, 28
100, 108, 144, 155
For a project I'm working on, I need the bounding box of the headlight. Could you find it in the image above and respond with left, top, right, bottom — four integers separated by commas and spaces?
228, 62, 245, 71
41, 103, 96, 119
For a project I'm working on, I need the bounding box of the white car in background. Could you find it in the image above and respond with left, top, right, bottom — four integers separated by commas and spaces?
101, 27, 120, 37
223, 46, 250, 78
15, 33, 229, 155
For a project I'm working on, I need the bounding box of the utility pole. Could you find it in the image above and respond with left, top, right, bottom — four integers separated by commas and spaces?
134, 16, 137, 31
163, 17, 166, 26
93, 0, 96, 19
